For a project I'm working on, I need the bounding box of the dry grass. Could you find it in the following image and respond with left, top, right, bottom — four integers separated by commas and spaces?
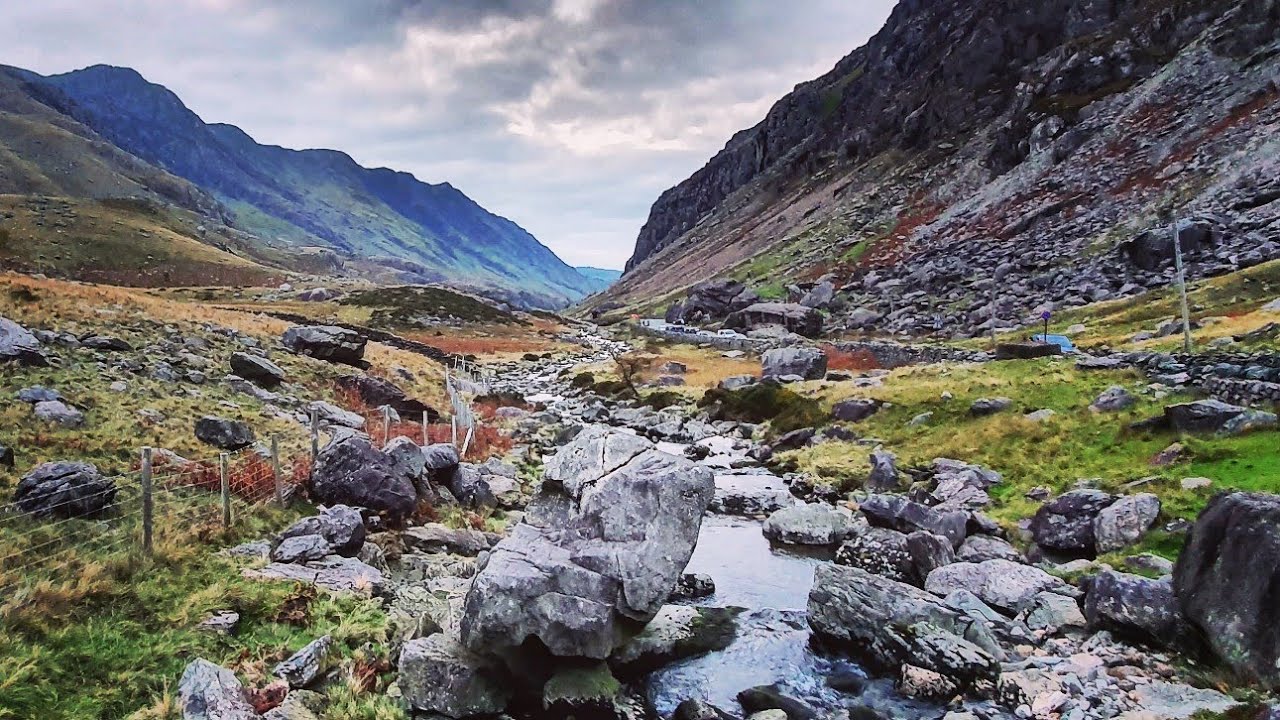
624, 341, 760, 390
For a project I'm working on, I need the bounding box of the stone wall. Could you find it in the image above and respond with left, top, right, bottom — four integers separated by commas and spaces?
830, 340, 989, 369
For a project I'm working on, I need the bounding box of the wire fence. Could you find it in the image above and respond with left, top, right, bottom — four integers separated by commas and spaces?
0, 441, 305, 598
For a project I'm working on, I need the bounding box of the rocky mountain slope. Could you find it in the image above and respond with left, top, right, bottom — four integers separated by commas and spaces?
0, 64, 597, 309
574, 266, 624, 293
595, 0, 1280, 336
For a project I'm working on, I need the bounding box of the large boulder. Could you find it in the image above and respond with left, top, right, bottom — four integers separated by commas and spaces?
727, 302, 823, 337
834, 527, 945, 585
924, 560, 1064, 615
335, 374, 439, 421
229, 352, 285, 388
310, 434, 418, 520
866, 449, 901, 492
399, 634, 511, 718
15, 461, 117, 519
282, 325, 366, 366
1122, 218, 1219, 271
194, 416, 256, 450
1085, 570, 1186, 647
1162, 399, 1249, 433
1029, 489, 1116, 555
178, 658, 258, 720
608, 605, 739, 675
832, 398, 879, 422
279, 505, 366, 556
0, 315, 48, 366
459, 427, 714, 659
761, 347, 828, 380
1174, 493, 1280, 688
762, 503, 862, 545
807, 564, 1001, 685
1093, 493, 1160, 552
859, 494, 968, 548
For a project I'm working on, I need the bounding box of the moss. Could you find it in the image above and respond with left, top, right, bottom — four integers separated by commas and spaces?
640, 390, 687, 411
341, 286, 518, 327
699, 384, 825, 434
542, 662, 621, 707
570, 372, 596, 389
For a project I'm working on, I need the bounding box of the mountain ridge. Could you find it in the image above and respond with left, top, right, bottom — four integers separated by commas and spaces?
0, 63, 596, 308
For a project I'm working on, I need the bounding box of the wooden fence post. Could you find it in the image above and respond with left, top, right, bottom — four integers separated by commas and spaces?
140, 446, 153, 556
383, 405, 392, 448
219, 453, 231, 527
310, 406, 320, 462
271, 435, 283, 506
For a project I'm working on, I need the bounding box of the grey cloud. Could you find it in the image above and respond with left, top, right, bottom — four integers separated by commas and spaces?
0, 0, 896, 267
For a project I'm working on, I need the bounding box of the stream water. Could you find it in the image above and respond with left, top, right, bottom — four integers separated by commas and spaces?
646, 516, 938, 719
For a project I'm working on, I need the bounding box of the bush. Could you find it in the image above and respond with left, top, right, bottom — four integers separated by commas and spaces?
570, 372, 596, 389
640, 391, 686, 411
590, 379, 632, 398
698, 384, 825, 434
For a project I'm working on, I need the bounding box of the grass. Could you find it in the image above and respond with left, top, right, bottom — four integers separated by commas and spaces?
340, 286, 518, 328
778, 357, 1280, 558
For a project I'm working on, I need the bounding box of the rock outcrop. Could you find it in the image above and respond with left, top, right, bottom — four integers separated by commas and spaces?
282, 325, 366, 366
309, 435, 419, 520
15, 461, 117, 519
459, 427, 714, 659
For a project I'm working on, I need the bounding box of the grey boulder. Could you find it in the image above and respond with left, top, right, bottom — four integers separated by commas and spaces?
762, 503, 862, 545
0, 315, 48, 366
310, 434, 418, 520
15, 461, 116, 518
273, 635, 334, 688
33, 400, 85, 427
1029, 489, 1116, 555
179, 658, 258, 720
282, 325, 366, 366
860, 494, 968, 548
1085, 570, 1187, 647
279, 504, 366, 556
399, 634, 511, 718
460, 426, 714, 658
761, 347, 827, 380
230, 352, 286, 387
194, 416, 255, 450
924, 560, 1064, 615
1093, 493, 1160, 553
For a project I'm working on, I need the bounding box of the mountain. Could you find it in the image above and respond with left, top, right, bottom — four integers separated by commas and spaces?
0, 64, 598, 308
573, 266, 623, 293
593, 0, 1280, 336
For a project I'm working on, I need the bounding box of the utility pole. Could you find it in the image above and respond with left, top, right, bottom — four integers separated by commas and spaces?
1172, 219, 1193, 354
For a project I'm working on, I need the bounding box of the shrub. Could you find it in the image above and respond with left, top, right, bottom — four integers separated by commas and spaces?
640, 390, 687, 411
698, 384, 825, 434
570, 372, 596, 389
822, 344, 881, 372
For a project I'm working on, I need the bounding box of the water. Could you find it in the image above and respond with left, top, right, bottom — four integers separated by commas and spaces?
646, 515, 940, 719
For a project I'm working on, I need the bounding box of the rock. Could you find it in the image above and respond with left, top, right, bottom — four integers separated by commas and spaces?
1021, 590, 1085, 633
957, 535, 1022, 563
271, 534, 331, 563
897, 664, 960, 701
282, 325, 366, 366
836, 526, 914, 583
1090, 386, 1135, 412
1173, 493, 1280, 688
808, 564, 1000, 684
736, 684, 818, 720
711, 471, 795, 515
335, 374, 437, 420
728, 302, 823, 337
1150, 442, 1186, 467
1085, 571, 1186, 647
297, 287, 341, 302
760, 347, 827, 380
15, 461, 116, 518
994, 342, 1061, 360
447, 464, 497, 509
860, 494, 968, 548
198, 611, 240, 635
273, 635, 334, 688
33, 400, 84, 427
719, 375, 757, 390
307, 401, 365, 430
866, 449, 900, 492
970, 397, 1013, 416
1024, 408, 1056, 422
659, 361, 688, 375
609, 605, 739, 675
670, 572, 716, 601
998, 669, 1063, 714
771, 427, 814, 451
906, 531, 956, 585
0, 444, 13, 468
460, 427, 714, 658
1180, 476, 1212, 491
748, 711, 789, 720
925, 560, 1063, 614
399, 634, 511, 718
179, 658, 258, 720
0, 315, 48, 366
422, 442, 461, 484
832, 398, 879, 422
763, 503, 862, 545
244, 555, 385, 596
262, 689, 324, 720
1029, 489, 1116, 555
229, 352, 285, 388
1117, 680, 1239, 720
1093, 493, 1160, 552
194, 416, 255, 450
310, 435, 418, 520
1163, 399, 1248, 433
16, 385, 61, 403
81, 334, 131, 351
800, 280, 835, 309
279, 505, 365, 556
1220, 409, 1278, 435
403, 523, 496, 556
674, 699, 736, 720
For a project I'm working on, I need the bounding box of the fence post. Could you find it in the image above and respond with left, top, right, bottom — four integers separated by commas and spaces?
219, 453, 231, 527
310, 406, 320, 462
140, 446, 153, 556
271, 435, 283, 506
383, 405, 392, 448
422, 414, 429, 446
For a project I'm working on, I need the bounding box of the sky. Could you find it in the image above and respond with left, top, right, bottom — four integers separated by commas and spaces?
1, 0, 896, 269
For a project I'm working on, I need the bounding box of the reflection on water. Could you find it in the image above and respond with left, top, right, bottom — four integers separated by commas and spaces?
681, 514, 828, 609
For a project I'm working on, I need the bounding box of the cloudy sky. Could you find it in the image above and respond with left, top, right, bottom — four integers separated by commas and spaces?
2, 0, 895, 269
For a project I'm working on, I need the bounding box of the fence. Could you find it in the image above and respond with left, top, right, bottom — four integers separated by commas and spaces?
0, 441, 305, 598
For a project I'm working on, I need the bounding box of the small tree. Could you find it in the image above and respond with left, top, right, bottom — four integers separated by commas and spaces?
613, 351, 655, 399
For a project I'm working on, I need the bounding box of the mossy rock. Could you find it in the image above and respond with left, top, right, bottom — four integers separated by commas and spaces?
699, 384, 825, 434
640, 390, 687, 411
543, 661, 622, 711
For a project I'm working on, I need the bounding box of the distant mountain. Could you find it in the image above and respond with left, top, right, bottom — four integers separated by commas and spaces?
573, 266, 623, 293
0, 64, 597, 308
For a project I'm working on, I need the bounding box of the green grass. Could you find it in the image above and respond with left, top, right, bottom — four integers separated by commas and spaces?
341, 285, 519, 328
780, 357, 1280, 558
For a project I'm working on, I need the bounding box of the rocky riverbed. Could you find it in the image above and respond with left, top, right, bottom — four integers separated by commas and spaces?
167, 326, 1275, 720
